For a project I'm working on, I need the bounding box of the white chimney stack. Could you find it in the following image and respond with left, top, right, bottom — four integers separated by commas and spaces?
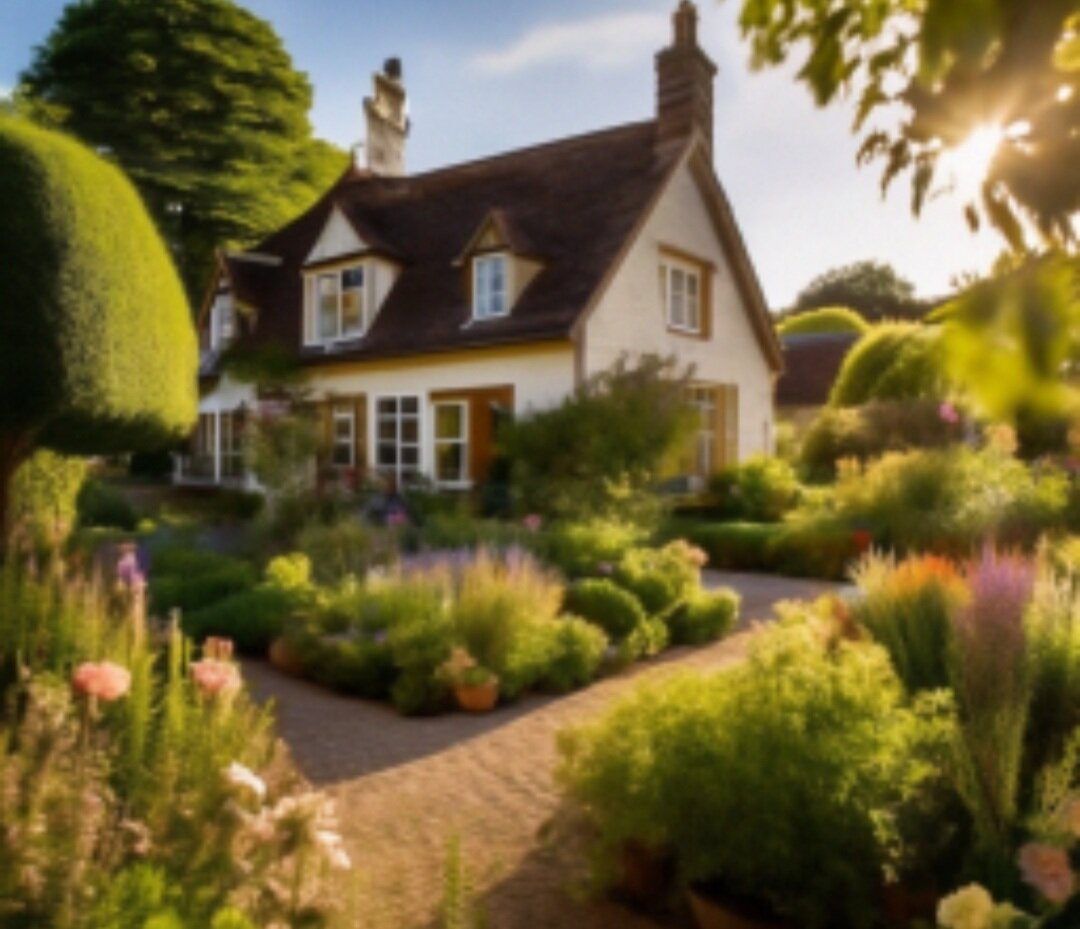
364, 57, 409, 176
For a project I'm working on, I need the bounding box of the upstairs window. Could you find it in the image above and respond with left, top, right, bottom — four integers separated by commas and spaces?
473, 253, 508, 320
662, 260, 702, 334
308, 265, 366, 344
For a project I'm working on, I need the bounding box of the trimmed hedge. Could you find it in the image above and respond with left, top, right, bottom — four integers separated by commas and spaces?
776, 306, 868, 337
829, 324, 946, 408
182, 586, 300, 655
668, 588, 740, 644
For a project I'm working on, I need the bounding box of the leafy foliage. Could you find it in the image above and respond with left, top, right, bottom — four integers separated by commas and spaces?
707, 454, 800, 522
564, 578, 647, 640
10, 451, 88, 550
776, 305, 870, 336
666, 588, 740, 645
501, 355, 694, 519
792, 261, 922, 320
19, 0, 347, 296
735, 0, 1080, 246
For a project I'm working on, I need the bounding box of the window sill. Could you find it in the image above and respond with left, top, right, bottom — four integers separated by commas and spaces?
666, 323, 707, 339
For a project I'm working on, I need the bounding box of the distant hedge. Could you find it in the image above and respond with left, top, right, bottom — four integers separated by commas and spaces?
776, 306, 869, 338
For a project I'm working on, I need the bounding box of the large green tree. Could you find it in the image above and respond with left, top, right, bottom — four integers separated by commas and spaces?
0, 117, 197, 546
793, 260, 924, 319
19, 0, 346, 297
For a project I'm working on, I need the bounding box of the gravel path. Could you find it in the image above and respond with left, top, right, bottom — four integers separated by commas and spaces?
242, 572, 839, 929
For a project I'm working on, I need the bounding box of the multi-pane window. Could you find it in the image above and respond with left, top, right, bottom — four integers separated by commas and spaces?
376, 396, 420, 487
473, 254, 508, 319
686, 386, 716, 477
433, 401, 469, 486
220, 411, 244, 479
662, 262, 702, 333
332, 404, 355, 468
310, 265, 366, 343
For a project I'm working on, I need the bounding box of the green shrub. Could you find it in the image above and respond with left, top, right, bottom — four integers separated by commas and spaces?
563, 578, 646, 640
539, 618, 608, 693
77, 477, 140, 531
537, 519, 646, 579
501, 355, 695, 519
296, 517, 385, 585
800, 399, 958, 481
667, 588, 739, 645
674, 520, 781, 572
148, 550, 258, 616
263, 551, 312, 590
776, 305, 869, 337
708, 455, 800, 522
182, 586, 299, 654
308, 637, 396, 699
406, 514, 524, 553
765, 521, 862, 580
618, 616, 670, 665
851, 553, 965, 692
613, 541, 703, 614
830, 323, 948, 407
10, 450, 89, 549
826, 446, 1069, 555
558, 615, 956, 929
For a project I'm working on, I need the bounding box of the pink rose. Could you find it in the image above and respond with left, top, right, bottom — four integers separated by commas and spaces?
1018, 842, 1075, 904
522, 514, 543, 533
190, 658, 241, 699
72, 661, 132, 702
939, 401, 960, 425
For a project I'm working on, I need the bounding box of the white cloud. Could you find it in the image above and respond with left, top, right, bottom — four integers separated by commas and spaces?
470, 12, 668, 75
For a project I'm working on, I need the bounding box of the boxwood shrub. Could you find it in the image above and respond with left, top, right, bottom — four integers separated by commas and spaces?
182, 586, 299, 655
563, 578, 646, 640
667, 588, 740, 645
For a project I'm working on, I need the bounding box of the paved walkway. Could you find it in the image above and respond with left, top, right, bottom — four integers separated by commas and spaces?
242, 572, 839, 929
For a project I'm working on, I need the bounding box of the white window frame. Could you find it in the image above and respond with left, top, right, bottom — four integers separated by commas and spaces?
433, 400, 470, 488
304, 263, 368, 345
472, 253, 510, 320
331, 403, 356, 469
209, 292, 235, 351
375, 395, 422, 487
661, 259, 702, 335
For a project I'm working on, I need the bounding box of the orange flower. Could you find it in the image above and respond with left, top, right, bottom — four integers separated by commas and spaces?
72, 661, 131, 702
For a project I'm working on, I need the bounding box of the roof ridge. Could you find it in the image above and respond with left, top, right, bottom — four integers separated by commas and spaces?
341, 118, 658, 189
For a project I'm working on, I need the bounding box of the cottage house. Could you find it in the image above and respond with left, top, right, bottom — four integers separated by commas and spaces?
179, 1, 782, 493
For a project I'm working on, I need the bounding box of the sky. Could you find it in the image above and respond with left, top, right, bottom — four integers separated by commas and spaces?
0, 0, 1004, 309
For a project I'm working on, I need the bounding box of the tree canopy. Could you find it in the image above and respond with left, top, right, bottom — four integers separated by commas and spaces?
19, 0, 347, 297
793, 261, 923, 320
736, 0, 1080, 249
0, 116, 197, 541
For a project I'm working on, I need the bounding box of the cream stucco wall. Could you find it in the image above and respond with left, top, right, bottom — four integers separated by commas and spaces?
306, 343, 575, 479
582, 157, 775, 459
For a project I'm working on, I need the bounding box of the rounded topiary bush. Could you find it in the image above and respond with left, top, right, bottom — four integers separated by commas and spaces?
667, 588, 740, 645
564, 578, 646, 640
776, 306, 869, 337
0, 117, 196, 453
829, 323, 946, 407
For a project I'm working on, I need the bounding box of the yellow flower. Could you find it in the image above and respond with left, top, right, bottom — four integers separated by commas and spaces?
937, 884, 994, 929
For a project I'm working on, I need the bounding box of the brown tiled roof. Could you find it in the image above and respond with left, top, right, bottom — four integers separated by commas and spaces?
218, 120, 684, 366
775, 332, 860, 407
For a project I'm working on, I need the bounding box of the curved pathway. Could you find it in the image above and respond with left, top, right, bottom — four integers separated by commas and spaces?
242, 572, 839, 929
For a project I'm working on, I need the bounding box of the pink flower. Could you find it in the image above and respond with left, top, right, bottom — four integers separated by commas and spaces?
522, 513, 543, 533
1018, 842, 1075, 904
72, 661, 132, 702
939, 401, 960, 425
190, 659, 241, 699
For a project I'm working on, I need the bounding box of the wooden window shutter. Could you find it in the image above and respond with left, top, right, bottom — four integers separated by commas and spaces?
723, 385, 740, 466
711, 385, 726, 473
354, 394, 367, 470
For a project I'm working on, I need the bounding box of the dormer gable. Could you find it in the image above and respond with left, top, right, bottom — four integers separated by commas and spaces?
456, 210, 544, 323
305, 204, 368, 266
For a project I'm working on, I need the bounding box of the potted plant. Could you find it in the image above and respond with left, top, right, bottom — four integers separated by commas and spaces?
438, 647, 499, 712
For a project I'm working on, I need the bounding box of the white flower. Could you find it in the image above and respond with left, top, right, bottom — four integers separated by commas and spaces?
937, 884, 995, 929
315, 829, 352, 870
224, 762, 267, 802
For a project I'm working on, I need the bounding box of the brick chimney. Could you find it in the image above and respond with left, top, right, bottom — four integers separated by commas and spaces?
655, 1, 717, 156
364, 57, 409, 176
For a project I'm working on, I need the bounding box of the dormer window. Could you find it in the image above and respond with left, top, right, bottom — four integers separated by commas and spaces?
307, 264, 368, 345
473, 253, 509, 320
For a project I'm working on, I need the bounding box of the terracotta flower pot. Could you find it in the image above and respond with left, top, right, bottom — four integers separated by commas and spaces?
454, 679, 499, 712
268, 637, 305, 677
687, 885, 795, 929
